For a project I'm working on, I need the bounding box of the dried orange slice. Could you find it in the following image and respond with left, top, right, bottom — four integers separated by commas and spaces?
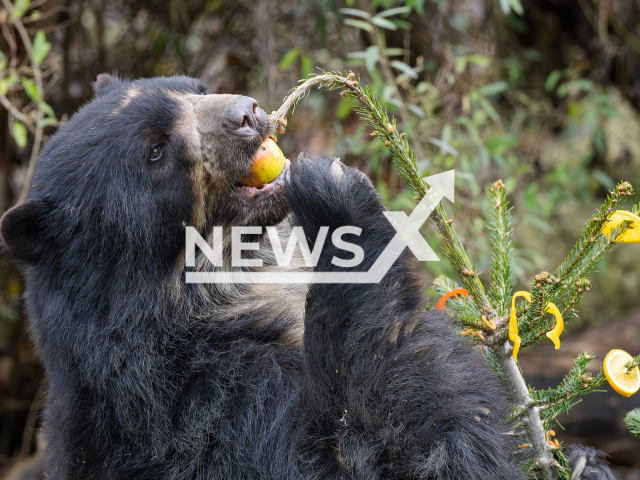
603, 349, 640, 397
436, 288, 468, 310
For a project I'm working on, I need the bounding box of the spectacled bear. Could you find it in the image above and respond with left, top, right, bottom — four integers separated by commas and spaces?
0, 74, 604, 479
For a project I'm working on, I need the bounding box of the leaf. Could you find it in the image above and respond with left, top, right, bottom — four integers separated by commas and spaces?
371, 16, 398, 31
407, 104, 425, 118
557, 82, 569, 98
406, 0, 426, 14
509, 0, 524, 15
343, 18, 373, 33
36, 117, 58, 128
0, 51, 6, 72
5, 69, 19, 87
545, 70, 562, 91
278, 48, 299, 70
300, 55, 312, 78
570, 78, 594, 93
382, 48, 404, 57
375, 6, 411, 17
12, 121, 27, 149
0, 79, 7, 96
485, 135, 518, 154
32, 30, 51, 66
468, 54, 491, 67
478, 97, 499, 121
12, 0, 30, 19
21, 77, 39, 100
365, 45, 379, 73
442, 123, 451, 144
339, 8, 370, 19
346, 51, 367, 59
38, 100, 55, 118
390, 60, 418, 79
389, 18, 411, 30
480, 81, 508, 96
336, 97, 354, 120
592, 170, 616, 190
429, 137, 459, 156
455, 57, 468, 73
524, 48, 543, 61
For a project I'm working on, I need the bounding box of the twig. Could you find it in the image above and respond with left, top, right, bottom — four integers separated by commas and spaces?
0, 92, 32, 126
0, 20, 18, 69
21, 3, 68, 23
17, 126, 42, 204
3, 0, 47, 204
25, 16, 76, 35
500, 341, 557, 480
2, 0, 45, 96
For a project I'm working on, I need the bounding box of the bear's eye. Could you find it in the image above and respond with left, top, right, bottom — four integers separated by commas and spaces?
150, 144, 165, 162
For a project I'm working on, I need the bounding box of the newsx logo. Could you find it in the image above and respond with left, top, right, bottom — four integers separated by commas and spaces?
185, 170, 455, 284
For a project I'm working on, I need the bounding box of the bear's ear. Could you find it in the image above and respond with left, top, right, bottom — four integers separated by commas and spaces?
0, 200, 52, 263
93, 73, 125, 98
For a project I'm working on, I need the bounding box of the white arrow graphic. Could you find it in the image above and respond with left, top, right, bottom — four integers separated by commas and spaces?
186, 170, 455, 284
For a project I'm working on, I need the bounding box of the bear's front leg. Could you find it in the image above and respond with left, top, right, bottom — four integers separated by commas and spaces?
286, 155, 521, 480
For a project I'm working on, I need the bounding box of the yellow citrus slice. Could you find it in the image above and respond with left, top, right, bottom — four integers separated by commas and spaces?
601, 210, 640, 243
603, 349, 640, 397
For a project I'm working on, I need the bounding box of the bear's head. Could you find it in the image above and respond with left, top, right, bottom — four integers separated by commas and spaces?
0, 75, 289, 279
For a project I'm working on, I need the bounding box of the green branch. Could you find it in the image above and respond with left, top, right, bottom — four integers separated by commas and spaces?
625, 408, 640, 438
271, 72, 496, 317
516, 183, 634, 345
487, 179, 515, 320
625, 354, 640, 371
528, 353, 607, 427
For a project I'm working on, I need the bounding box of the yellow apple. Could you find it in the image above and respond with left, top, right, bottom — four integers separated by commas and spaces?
242, 138, 285, 187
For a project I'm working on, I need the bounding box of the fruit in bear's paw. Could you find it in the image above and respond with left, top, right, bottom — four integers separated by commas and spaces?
242, 138, 285, 187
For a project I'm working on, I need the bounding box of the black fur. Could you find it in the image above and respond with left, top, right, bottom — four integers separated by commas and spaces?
566, 445, 616, 480
1, 76, 524, 479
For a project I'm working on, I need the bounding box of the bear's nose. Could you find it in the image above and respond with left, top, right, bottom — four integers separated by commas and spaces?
224, 96, 261, 136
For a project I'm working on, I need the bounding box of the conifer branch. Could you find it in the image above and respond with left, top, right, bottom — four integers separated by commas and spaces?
432, 276, 484, 330
271, 72, 496, 318
527, 353, 607, 426
487, 179, 515, 321
516, 183, 634, 346
625, 408, 640, 438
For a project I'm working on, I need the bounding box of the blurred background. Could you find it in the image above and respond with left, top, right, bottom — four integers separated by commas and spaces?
0, 0, 639, 478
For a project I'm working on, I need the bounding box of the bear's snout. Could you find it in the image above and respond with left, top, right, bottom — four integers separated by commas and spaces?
191, 94, 270, 142
222, 96, 263, 137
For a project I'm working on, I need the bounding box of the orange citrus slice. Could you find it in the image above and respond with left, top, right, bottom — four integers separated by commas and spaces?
603, 349, 640, 397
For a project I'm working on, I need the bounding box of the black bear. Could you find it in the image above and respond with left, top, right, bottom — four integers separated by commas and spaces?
2, 74, 531, 479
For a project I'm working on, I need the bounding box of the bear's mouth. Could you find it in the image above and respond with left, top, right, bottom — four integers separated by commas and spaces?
233, 158, 291, 203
